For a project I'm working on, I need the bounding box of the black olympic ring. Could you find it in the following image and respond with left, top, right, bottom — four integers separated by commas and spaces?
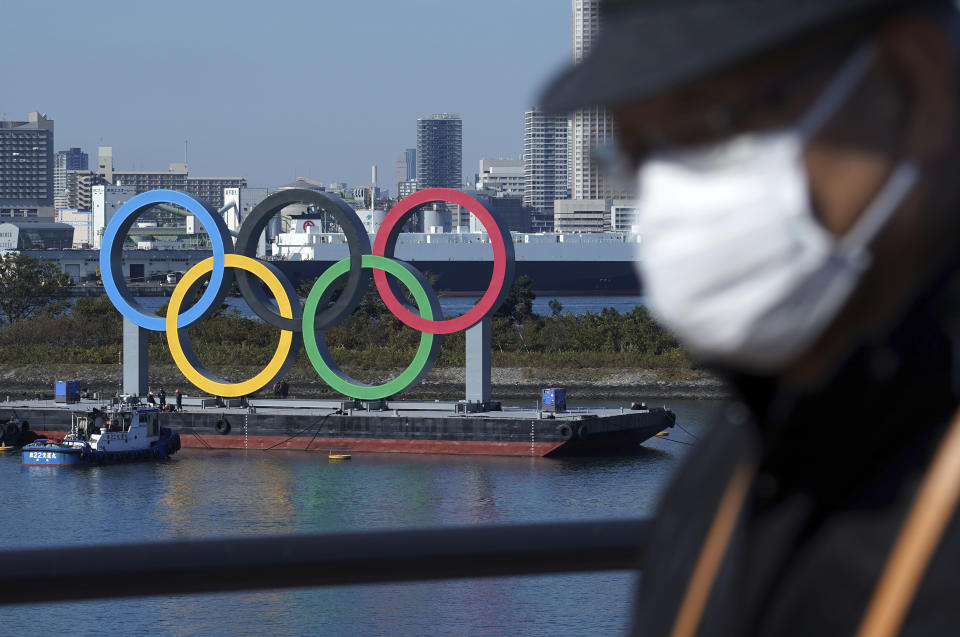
233, 188, 372, 332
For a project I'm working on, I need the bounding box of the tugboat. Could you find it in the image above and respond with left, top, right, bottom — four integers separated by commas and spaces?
22, 406, 181, 466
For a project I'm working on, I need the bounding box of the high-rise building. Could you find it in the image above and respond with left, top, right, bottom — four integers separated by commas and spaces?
54, 147, 89, 209
570, 0, 618, 201
92, 184, 137, 249
524, 108, 569, 232
554, 198, 609, 233
610, 200, 639, 233
97, 146, 113, 183
416, 114, 462, 192
94, 152, 246, 209
65, 170, 108, 211
476, 159, 524, 197
223, 187, 272, 255
398, 179, 418, 200
395, 148, 416, 195
111, 162, 188, 192
0, 112, 55, 218
459, 190, 532, 233
180, 175, 248, 209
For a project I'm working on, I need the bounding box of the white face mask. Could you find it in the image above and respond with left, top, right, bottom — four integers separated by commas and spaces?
635, 44, 919, 373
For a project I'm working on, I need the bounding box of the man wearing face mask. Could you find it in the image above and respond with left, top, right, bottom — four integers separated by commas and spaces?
542, 1, 960, 635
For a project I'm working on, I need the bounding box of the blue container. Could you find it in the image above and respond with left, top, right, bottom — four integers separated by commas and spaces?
542, 388, 566, 412
55, 380, 81, 404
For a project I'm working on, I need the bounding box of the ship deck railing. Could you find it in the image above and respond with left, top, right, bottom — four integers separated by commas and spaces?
3, 397, 637, 420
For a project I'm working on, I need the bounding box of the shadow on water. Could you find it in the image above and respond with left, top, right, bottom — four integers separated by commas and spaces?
551, 442, 674, 459
549, 444, 673, 465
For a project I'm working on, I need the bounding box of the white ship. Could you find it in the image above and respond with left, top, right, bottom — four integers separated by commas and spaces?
271, 214, 643, 295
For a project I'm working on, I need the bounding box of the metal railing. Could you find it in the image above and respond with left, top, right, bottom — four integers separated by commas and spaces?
0, 519, 649, 605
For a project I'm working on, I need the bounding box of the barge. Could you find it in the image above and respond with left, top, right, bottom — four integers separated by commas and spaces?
0, 398, 674, 457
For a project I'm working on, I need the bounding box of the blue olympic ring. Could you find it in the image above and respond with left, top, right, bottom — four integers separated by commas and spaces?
99, 190, 232, 331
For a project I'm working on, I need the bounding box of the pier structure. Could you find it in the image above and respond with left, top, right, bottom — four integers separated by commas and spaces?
122, 319, 149, 397
465, 317, 491, 404
121, 315, 495, 408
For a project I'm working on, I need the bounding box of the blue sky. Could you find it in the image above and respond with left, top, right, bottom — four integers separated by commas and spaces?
3, 0, 570, 193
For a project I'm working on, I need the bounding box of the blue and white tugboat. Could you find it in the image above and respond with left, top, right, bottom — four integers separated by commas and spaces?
22, 406, 181, 466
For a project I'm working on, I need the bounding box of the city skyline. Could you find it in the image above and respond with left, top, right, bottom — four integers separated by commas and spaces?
570, 0, 619, 201
3, 0, 568, 192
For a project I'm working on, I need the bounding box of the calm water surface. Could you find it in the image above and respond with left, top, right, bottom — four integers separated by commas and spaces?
0, 399, 721, 636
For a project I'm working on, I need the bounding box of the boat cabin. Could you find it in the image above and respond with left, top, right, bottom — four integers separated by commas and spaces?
77, 407, 162, 452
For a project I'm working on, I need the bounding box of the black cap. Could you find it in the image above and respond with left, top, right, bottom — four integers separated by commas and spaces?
540, 0, 917, 113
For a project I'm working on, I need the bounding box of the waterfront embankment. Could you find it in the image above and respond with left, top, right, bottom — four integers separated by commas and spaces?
0, 363, 726, 401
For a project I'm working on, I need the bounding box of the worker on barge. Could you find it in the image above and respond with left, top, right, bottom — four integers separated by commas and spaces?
542, 0, 960, 634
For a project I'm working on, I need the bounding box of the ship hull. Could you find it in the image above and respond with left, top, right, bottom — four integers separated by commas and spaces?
274, 260, 641, 296
5, 407, 674, 458
22, 444, 86, 466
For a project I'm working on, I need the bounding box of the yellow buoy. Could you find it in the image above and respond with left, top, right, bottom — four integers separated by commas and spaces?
0, 443, 16, 452
328, 452, 352, 461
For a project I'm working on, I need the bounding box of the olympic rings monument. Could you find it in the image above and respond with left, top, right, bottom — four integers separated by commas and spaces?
1, 185, 675, 456
100, 187, 514, 406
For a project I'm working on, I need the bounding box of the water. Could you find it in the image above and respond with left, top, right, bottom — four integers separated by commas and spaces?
127, 295, 647, 321
0, 399, 721, 636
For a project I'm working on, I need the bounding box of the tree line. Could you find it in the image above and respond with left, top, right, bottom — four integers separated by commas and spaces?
0, 255, 692, 373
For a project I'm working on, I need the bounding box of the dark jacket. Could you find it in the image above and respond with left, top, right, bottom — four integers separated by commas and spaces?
632, 265, 960, 636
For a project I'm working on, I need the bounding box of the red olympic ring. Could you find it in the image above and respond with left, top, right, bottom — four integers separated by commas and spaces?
372, 188, 510, 335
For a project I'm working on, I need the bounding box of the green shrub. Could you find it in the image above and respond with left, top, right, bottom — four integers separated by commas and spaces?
0, 292, 694, 372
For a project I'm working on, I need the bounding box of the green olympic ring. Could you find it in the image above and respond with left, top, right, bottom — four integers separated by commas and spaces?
302, 255, 443, 400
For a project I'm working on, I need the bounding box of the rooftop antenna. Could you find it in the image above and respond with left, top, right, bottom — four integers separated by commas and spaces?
184, 140, 188, 167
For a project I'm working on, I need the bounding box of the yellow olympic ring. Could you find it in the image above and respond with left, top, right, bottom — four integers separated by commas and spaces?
166, 254, 295, 397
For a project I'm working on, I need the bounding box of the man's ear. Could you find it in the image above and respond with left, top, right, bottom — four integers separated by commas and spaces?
879, 15, 958, 160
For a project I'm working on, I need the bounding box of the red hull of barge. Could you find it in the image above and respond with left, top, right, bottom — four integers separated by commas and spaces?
32, 429, 657, 457
177, 433, 565, 456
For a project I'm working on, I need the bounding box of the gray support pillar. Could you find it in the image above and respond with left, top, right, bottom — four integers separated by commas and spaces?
123, 318, 149, 397
465, 316, 491, 403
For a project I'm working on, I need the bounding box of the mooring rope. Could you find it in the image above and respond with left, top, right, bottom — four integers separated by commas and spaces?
263, 411, 336, 451
191, 431, 213, 449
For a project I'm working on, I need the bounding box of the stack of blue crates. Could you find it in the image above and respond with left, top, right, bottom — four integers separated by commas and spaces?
542, 388, 566, 413
55, 380, 80, 404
